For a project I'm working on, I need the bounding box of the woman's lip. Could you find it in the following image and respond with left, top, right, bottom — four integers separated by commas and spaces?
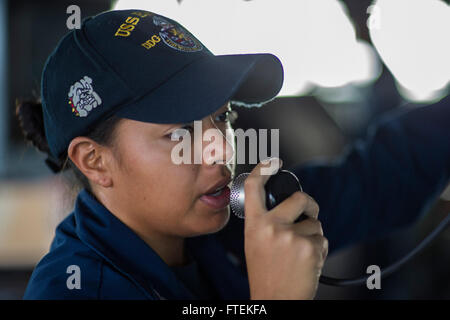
199, 186, 230, 210
204, 177, 232, 195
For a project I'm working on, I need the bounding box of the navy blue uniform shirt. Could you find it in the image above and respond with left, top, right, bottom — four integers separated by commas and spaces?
23, 188, 250, 300
24, 95, 450, 299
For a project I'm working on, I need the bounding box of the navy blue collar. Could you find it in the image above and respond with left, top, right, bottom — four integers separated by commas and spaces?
73, 189, 249, 299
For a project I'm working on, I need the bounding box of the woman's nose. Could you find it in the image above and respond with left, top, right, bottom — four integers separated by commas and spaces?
201, 120, 235, 166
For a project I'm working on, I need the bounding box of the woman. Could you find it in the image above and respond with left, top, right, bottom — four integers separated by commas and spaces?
18, 9, 327, 300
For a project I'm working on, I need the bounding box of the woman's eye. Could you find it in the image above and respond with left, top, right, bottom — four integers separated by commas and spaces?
168, 125, 194, 140
215, 110, 238, 124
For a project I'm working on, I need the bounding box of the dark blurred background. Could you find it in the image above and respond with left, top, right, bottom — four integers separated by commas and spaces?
0, 0, 449, 299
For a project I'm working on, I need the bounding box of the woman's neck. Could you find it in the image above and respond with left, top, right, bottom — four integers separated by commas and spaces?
137, 231, 189, 267
93, 189, 189, 267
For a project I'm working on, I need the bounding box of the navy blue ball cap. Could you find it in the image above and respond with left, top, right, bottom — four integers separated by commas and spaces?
41, 9, 284, 159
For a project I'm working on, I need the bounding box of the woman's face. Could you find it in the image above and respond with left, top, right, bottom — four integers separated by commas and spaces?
103, 103, 236, 239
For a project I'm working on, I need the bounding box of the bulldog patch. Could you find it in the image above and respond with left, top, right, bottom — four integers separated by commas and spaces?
68, 76, 102, 117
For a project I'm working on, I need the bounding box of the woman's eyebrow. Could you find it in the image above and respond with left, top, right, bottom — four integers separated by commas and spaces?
163, 103, 231, 134
162, 124, 180, 134
162, 122, 193, 134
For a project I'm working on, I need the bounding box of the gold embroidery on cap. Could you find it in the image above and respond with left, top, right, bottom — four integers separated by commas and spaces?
131, 11, 152, 18
114, 16, 140, 37
141, 35, 161, 50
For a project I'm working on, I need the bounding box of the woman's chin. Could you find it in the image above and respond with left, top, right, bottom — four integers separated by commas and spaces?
190, 206, 231, 236
209, 206, 231, 232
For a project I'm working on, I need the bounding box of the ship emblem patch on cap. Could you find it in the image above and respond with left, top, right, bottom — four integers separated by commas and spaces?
68, 76, 102, 117
153, 15, 202, 52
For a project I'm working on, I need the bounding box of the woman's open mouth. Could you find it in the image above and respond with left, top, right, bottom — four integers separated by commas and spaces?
200, 180, 231, 210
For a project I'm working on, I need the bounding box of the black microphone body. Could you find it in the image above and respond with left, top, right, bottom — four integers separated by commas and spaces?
230, 169, 307, 222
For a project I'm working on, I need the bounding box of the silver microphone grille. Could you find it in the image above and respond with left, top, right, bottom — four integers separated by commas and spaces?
230, 172, 250, 219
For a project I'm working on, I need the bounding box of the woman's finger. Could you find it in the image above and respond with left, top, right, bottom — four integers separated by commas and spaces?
269, 191, 319, 223
244, 158, 282, 220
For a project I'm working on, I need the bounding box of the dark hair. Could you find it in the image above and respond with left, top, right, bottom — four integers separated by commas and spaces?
15, 98, 122, 193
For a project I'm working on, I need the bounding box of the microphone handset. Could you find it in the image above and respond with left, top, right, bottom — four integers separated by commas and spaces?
230, 170, 307, 223
230, 169, 450, 287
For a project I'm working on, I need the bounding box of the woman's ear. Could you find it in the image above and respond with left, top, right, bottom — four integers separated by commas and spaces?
67, 137, 113, 188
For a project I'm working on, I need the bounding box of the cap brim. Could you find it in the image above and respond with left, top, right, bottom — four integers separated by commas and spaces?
115, 53, 283, 124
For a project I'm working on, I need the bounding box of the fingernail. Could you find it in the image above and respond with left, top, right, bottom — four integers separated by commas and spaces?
261, 157, 282, 166
261, 157, 282, 175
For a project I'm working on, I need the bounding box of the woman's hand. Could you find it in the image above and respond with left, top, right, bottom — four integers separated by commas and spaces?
244, 158, 328, 300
